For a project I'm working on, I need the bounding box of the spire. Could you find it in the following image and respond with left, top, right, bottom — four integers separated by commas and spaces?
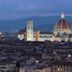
61, 12, 65, 19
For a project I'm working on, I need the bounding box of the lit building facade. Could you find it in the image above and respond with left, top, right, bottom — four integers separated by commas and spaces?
51, 61, 72, 72
17, 13, 72, 42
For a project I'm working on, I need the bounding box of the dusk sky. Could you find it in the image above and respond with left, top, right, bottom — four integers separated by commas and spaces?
0, 0, 72, 19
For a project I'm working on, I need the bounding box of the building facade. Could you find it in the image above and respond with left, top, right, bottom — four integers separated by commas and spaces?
51, 61, 72, 72
18, 13, 72, 42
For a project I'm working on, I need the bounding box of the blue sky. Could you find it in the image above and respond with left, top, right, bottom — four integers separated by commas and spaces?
0, 0, 72, 19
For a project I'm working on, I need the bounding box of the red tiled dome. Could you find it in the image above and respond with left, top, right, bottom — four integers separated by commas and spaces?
53, 13, 72, 35
55, 18, 71, 30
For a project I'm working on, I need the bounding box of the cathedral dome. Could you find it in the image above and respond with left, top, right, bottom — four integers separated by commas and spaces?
53, 13, 72, 35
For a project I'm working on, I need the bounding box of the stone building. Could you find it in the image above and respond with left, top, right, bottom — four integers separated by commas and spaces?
51, 61, 72, 72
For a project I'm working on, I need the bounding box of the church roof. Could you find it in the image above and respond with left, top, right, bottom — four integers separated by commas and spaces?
18, 29, 26, 34
54, 13, 71, 30
55, 19, 71, 30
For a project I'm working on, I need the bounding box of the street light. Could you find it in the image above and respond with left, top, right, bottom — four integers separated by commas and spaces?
68, 54, 71, 58
58, 68, 60, 71
36, 60, 39, 64
58, 68, 63, 72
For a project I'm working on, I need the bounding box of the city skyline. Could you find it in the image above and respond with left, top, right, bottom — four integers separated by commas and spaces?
0, 1, 72, 72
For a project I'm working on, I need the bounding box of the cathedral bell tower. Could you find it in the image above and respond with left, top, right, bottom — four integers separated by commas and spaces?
26, 20, 33, 41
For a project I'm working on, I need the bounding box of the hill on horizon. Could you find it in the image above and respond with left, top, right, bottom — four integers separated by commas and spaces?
0, 16, 72, 32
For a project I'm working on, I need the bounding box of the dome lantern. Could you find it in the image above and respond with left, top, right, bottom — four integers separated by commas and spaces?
61, 12, 65, 19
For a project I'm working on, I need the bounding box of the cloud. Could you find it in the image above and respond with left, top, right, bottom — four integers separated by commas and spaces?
0, 0, 71, 11
0, 0, 72, 19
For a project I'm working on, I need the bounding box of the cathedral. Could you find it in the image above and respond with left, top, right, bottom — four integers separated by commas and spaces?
18, 13, 72, 42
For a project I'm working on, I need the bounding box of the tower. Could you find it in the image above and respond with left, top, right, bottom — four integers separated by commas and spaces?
26, 20, 33, 41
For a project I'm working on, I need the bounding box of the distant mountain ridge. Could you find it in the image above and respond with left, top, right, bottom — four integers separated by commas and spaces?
0, 16, 72, 32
